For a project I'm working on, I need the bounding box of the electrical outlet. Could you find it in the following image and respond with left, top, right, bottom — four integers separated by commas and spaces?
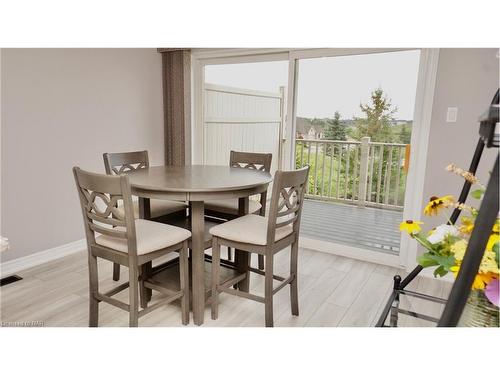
446, 107, 458, 123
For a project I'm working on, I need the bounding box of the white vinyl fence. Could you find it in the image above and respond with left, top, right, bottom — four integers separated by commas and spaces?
203, 83, 285, 174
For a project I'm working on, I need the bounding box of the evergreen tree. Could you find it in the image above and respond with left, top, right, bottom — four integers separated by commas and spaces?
324, 111, 346, 141
352, 88, 397, 142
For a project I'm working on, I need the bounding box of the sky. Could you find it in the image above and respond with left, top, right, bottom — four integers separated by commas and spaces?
204, 50, 421, 120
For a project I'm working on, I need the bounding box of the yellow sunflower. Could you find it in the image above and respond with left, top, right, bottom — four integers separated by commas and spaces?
459, 216, 474, 235
399, 220, 423, 234
424, 195, 455, 216
493, 223, 499, 234
486, 233, 499, 251
450, 266, 495, 290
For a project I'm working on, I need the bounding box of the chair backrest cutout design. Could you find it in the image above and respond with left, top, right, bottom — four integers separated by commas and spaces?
229, 151, 272, 172
266, 166, 310, 245
73, 167, 137, 255
103, 151, 149, 175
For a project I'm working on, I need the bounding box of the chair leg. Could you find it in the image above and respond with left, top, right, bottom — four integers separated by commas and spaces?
88, 253, 99, 327
129, 265, 139, 327
290, 241, 299, 316
112, 262, 120, 281
232, 249, 238, 289
211, 237, 221, 320
227, 247, 232, 261
139, 262, 152, 309
258, 254, 264, 270
179, 241, 190, 325
264, 254, 274, 327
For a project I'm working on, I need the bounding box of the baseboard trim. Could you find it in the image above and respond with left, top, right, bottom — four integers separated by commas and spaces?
0, 239, 86, 277
299, 237, 403, 268
300, 237, 455, 283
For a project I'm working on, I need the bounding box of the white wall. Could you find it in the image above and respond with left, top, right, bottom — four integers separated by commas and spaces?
1, 49, 164, 262
421, 48, 499, 232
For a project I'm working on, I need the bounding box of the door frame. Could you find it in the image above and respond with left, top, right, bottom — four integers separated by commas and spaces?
191, 48, 439, 270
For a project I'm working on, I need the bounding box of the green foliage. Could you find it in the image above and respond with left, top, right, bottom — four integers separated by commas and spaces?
398, 124, 412, 144
433, 265, 448, 278
417, 253, 440, 268
493, 242, 499, 265
294, 88, 411, 204
471, 189, 485, 200
323, 111, 346, 141
351, 88, 397, 142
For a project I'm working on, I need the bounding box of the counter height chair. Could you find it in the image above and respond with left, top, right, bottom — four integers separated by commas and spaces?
210, 166, 309, 327
103, 151, 188, 281
73, 167, 191, 327
205, 151, 272, 269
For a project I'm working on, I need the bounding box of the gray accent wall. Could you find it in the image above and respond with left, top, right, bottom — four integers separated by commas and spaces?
1, 49, 164, 262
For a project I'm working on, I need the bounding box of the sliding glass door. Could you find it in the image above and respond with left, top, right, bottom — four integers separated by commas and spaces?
290, 50, 421, 265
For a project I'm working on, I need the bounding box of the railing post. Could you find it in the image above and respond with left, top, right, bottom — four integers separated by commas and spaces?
357, 137, 370, 207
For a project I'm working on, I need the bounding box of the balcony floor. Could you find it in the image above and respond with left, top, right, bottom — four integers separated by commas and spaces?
300, 199, 403, 254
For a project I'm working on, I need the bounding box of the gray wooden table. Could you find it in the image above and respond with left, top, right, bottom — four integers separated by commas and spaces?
126, 165, 272, 325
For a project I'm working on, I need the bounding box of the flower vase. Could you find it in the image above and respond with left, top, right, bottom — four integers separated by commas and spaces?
458, 290, 499, 327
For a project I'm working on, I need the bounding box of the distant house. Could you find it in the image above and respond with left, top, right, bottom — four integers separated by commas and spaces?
296, 117, 324, 139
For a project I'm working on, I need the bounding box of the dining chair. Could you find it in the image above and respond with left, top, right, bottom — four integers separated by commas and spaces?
73, 167, 191, 327
103, 150, 188, 281
205, 151, 272, 269
209, 166, 310, 327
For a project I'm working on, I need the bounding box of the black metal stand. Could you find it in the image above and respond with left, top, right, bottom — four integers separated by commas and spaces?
376, 88, 499, 327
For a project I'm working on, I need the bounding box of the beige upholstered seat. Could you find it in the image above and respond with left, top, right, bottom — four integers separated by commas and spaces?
96, 219, 191, 255
204, 198, 261, 216
209, 214, 293, 246
117, 199, 187, 219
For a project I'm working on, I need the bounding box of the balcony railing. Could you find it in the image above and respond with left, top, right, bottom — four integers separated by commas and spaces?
295, 137, 410, 210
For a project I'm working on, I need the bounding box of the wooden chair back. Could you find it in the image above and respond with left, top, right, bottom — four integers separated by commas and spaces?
73, 167, 138, 257
266, 166, 310, 246
103, 151, 149, 175
230, 151, 273, 216
229, 151, 272, 172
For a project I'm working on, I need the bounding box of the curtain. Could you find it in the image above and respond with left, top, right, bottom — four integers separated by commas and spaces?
158, 48, 191, 166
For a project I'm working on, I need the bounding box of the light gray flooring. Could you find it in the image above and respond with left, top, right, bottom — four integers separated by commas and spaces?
301, 199, 403, 254
0, 247, 452, 327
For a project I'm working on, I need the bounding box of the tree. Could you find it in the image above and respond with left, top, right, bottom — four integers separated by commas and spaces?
324, 111, 346, 141
323, 111, 346, 156
398, 122, 412, 144
352, 88, 397, 142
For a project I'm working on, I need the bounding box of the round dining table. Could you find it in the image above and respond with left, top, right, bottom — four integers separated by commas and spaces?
126, 165, 272, 325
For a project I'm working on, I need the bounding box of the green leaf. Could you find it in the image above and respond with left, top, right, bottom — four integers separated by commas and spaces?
428, 254, 456, 271
493, 243, 499, 265
433, 265, 448, 278
471, 189, 484, 199
417, 253, 440, 268
413, 233, 436, 252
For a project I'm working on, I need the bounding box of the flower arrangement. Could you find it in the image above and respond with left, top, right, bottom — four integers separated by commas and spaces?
399, 164, 499, 308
